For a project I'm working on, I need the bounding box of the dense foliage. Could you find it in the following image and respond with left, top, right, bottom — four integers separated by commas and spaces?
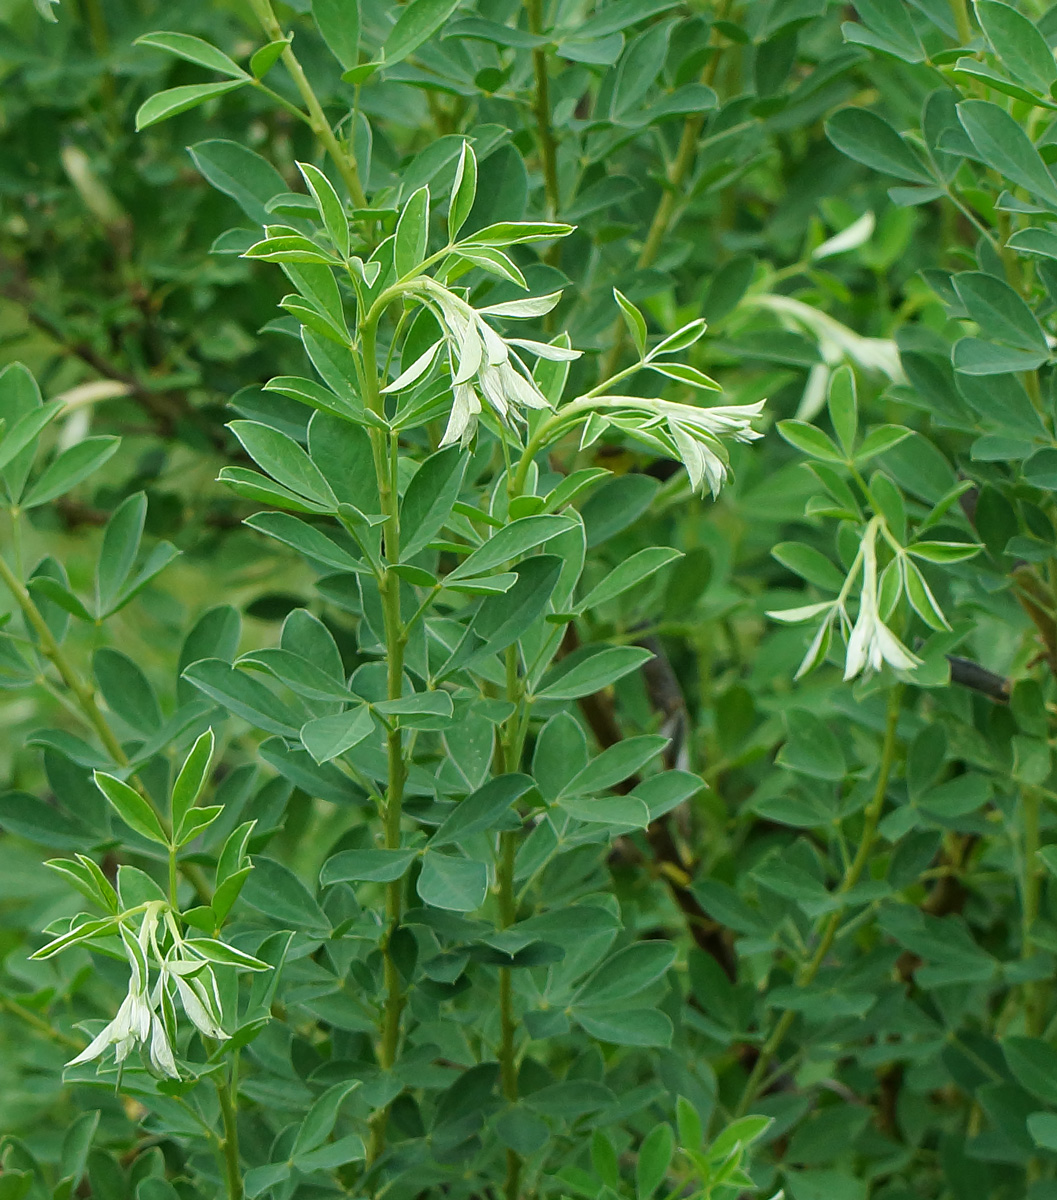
6, 0, 1057, 1197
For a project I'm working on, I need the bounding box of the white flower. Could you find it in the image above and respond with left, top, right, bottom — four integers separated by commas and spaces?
383, 278, 580, 447
67, 906, 161, 1071
594, 396, 765, 497
149, 1012, 179, 1078
742, 293, 903, 422
843, 523, 920, 680
170, 965, 228, 1041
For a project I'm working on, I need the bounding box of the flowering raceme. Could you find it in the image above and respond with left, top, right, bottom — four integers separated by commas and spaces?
593, 395, 766, 497
768, 517, 924, 680
383, 280, 580, 447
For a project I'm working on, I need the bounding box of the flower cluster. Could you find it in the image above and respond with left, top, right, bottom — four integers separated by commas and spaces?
383, 280, 580, 447
769, 518, 926, 681
39, 901, 266, 1079
591, 395, 766, 497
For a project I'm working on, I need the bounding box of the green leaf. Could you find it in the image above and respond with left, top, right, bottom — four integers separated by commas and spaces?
578, 547, 682, 611
312, 0, 360, 70
1007, 227, 1057, 261
241, 856, 330, 930
777, 419, 844, 462
1028, 1112, 1057, 1152
448, 141, 477, 240
320, 848, 418, 884
189, 140, 288, 225
400, 445, 468, 560
417, 851, 489, 911
45, 856, 118, 912
244, 234, 343, 265
250, 38, 288, 78
135, 31, 248, 78
572, 1006, 673, 1047
772, 542, 845, 591
575, 942, 675, 1006
0, 792, 94, 851
953, 338, 1048, 374
614, 289, 648, 359
957, 99, 1057, 207
536, 645, 654, 700
559, 795, 651, 829
182, 658, 301, 736
709, 1115, 773, 1159
777, 709, 846, 781
374, 691, 454, 721
26, 575, 92, 623
563, 736, 669, 796
460, 221, 574, 247
135, 81, 247, 131
0, 362, 42, 503
21, 437, 120, 509
448, 514, 575, 581
183, 937, 268, 969
636, 1123, 675, 1200
953, 271, 1049, 353
291, 1080, 362, 1158
0, 398, 62, 474
1003, 1037, 1057, 1105
172, 728, 215, 837
93, 647, 162, 736
383, 0, 461, 64
297, 162, 350, 259
827, 364, 857, 454
645, 361, 721, 390
854, 425, 913, 462
394, 185, 430, 277
95, 492, 146, 615
93, 772, 168, 845
110, 540, 181, 614
430, 774, 534, 847
244, 511, 366, 574
60, 1110, 99, 1189
301, 704, 374, 763
826, 108, 933, 183
450, 555, 562, 670
975, 0, 1057, 93
229, 421, 337, 509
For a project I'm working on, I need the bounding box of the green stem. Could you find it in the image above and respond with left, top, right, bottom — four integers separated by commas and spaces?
734, 685, 903, 1116
0, 992, 82, 1049
216, 1062, 244, 1200
362, 321, 409, 1167
246, 0, 368, 207
598, 9, 730, 380
948, 0, 972, 44
0, 518, 213, 903
525, 0, 560, 217
498, 646, 523, 1200
1022, 785, 1044, 1037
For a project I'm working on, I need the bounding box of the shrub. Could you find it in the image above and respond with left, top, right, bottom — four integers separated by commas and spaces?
3, 1, 1057, 1199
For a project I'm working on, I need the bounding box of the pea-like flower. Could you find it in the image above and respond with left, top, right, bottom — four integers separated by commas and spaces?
593, 396, 766, 497
382, 279, 580, 447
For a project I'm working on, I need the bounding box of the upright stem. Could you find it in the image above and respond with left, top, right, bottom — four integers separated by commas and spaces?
598, 10, 730, 380
216, 1059, 244, 1200
497, 645, 523, 1200
0, 536, 213, 905
246, 0, 368, 207
948, 0, 972, 44
1021, 785, 1044, 1036
735, 685, 903, 1116
362, 321, 409, 1166
525, 0, 560, 217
